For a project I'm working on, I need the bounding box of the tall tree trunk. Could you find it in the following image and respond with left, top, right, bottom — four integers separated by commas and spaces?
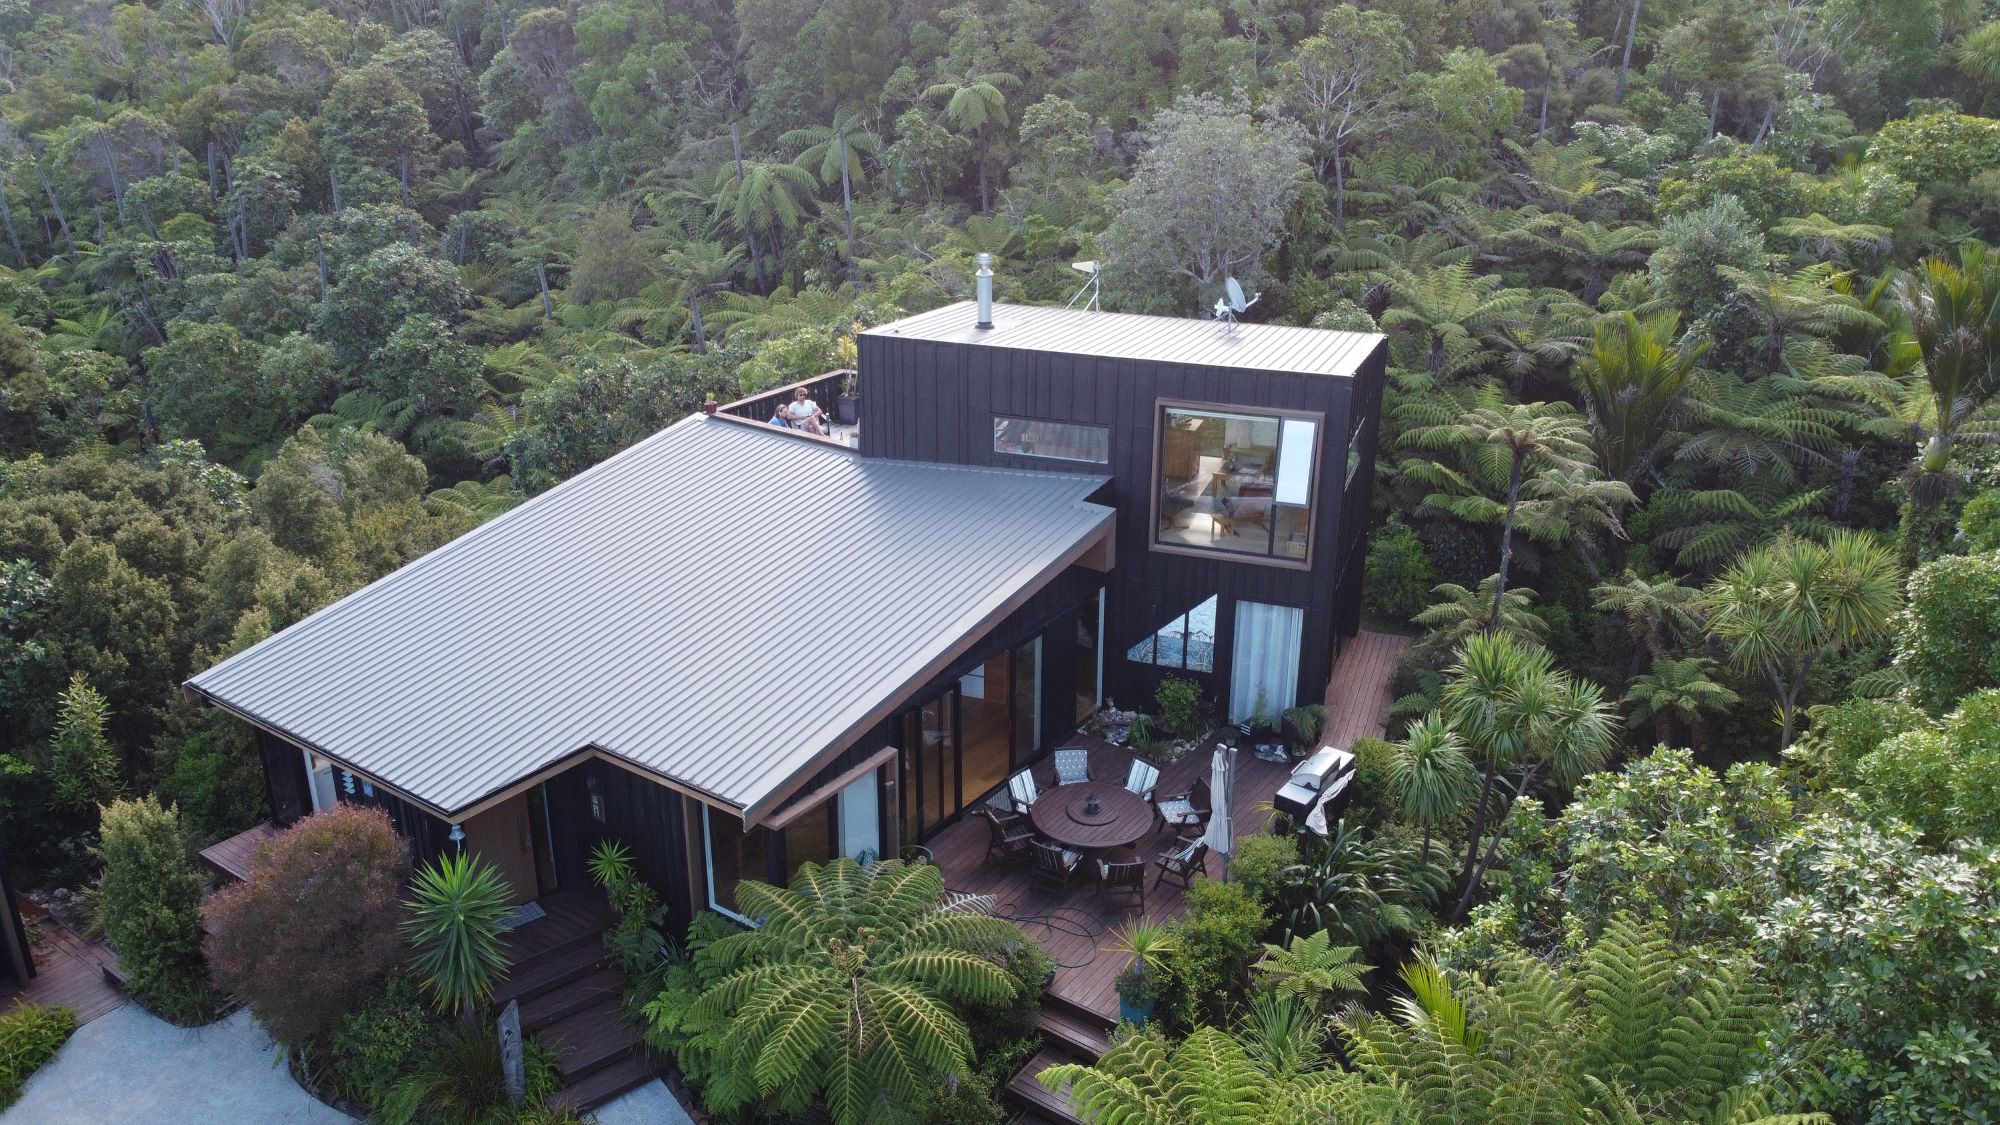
1617, 0, 1642, 100
329, 163, 343, 211
1452, 766, 1536, 923
534, 262, 554, 321
0, 185, 24, 266
1538, 70, 1551, 139
1333, 149, 1347, 226
977, 144, 990, 214
839, 129, 858, 290
731, 121, 764, 293
1706, 88, 1721, 138
687, 288, 707, 355
1492, 452, 1526, 621
316, 239, 329, 300
37, 167, 75, 256
1457, 766, 1498, 912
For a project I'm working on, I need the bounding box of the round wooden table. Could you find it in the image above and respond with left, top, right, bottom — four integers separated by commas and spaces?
1030, 782, 1154, 852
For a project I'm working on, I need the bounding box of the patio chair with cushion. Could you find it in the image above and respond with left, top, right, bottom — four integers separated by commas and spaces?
1123, 759, 1160, 802
1097, 859, 1146, 908
1154, 835, 1209, 890
1053, 747, 1091, 786
981, 807, 1035, 864
1154, 776, 1213, 831
1029, 839, 1082, 892
1006, 768, 1040, 813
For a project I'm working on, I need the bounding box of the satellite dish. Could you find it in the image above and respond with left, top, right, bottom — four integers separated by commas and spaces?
1213, 276, 1260, 327
1064, 260, 1102, 311
1070, 260, 1100, 275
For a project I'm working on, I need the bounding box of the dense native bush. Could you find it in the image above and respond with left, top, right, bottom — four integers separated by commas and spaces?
1228, 832, 1300, 913
1895, 550, 2000, 713
0, 1003, 75, 1109
94, 796, 213, 1023
1363, 520, 1433, 621
325, 973, 438, 1117
1154, 879, 1267, 1033
1857, 690, 2000, 847
204, 805, 409, 1046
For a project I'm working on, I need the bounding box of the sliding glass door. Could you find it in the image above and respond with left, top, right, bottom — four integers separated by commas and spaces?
901, 636, 1046, 842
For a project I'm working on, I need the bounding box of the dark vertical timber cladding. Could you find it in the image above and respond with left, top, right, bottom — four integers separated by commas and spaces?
860, 328, 1387, 716
572, 761, 693, 937
257, 729, 312, 827
369, 788, 454, 869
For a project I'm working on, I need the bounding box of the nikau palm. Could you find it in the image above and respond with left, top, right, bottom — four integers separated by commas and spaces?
1893, 241, 2000, 495
656, 858, 1025, 1125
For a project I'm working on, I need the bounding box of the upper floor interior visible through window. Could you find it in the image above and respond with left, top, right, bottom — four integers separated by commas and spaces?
1152, 403, 1320, 565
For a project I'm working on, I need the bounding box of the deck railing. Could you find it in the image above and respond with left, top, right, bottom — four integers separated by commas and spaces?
720, 369, 857, 431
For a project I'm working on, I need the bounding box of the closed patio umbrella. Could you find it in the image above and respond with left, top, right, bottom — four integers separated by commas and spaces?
1200, 745, 1235, 863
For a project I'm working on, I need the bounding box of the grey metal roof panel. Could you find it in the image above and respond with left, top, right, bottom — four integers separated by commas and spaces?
862, 301, 1380, 376
188, 416, 1112, 818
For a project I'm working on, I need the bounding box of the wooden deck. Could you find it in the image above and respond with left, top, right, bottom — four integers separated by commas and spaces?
0, 914, 125, 1025
1323, 630, 1410, 746
198, 821, 280, 882
935, 630, 1408, 1024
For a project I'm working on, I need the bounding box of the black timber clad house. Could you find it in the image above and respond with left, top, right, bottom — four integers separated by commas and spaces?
188, 299, 1385, 941
861, 300, 1387, 721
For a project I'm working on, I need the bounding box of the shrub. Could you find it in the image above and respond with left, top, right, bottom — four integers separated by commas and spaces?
1867, 112, 2000, 190
327, 973, 439, 1117
1347, 737, 1397, 828
47, 674, 119, 814
402, 852, 514, 1024
204, 804, 409, 1046
1228, 832, 1299, 912
1365, 524, 1435, 623
1894, 550, 2000, 713
1958, 490, 2000, 554
379, 1025, 561, 1125
0, 1003, 76, 1109
96, 796, 209, 1019
1155, 676, 1202, 737
587, 841, 667, 982
1157, 879, 1267, 1032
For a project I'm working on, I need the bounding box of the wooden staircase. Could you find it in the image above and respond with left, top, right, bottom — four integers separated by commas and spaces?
492, 891, 659, 1112
1004, 992, 1113, 1125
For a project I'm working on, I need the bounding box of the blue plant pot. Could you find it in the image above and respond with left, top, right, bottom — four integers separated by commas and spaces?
1119, 995, 1155, 1026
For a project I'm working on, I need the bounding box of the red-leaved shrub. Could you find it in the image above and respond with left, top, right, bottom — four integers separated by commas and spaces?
203, 805, 410, 1046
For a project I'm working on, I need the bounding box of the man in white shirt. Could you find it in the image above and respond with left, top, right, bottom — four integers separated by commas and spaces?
786, 387, 825, 435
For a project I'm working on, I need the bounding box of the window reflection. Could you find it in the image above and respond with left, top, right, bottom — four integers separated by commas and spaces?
1155, 405, 1316, 561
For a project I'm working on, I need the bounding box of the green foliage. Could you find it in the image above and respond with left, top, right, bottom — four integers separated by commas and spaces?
203, 804, 409, 1047
0, 1003, 76, 1110
1867, 113, 2000, 190
401, 852, 513, 1023
327, 973, 440, 1117
1153, 675, 1202, 737
1041, 1022, 1365, 1123
1154, 879, 1269, 1033
646, 858, 1032, 1125
1895, 549, 2000, 713
588, 840, 667, 980
46, 673, 117, 813
94, 796, 212, 1021
1229, 832, 1300, 912
379, 1024, 561, 1125
1363, 520, 1433, 621
1857, 690, 2000, 846
1346, 736, 1398, 828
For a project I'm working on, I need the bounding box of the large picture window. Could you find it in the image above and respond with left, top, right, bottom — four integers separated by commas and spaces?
994, 416, 1110, 463
1126, 595, 1218, 672
1154, 404, 1319, 562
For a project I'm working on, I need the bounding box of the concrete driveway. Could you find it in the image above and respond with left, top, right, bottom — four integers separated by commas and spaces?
4, 1004, 354, 1125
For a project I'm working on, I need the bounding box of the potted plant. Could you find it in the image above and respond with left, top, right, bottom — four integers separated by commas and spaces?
1283, 704, 1326, 757
1108, 920, 1177, 1026
836, 370, 859, 425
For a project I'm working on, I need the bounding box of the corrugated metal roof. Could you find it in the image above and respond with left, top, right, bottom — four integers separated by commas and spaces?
862, 301, 1378, 376
188, 416, 1112, 820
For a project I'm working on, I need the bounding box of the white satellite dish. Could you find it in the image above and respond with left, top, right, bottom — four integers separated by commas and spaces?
1213, 276, 1260, 327
1064, 260, 1102, 311
1070, 260, 1099, 275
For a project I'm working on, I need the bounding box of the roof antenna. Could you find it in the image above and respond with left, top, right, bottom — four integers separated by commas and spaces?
975, 252, 994, 329
1064, 260, 1101, 311
1213, 277, 1258, 333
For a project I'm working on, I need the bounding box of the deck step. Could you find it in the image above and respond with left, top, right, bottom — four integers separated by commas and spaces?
519, 967, 626, 1033
491, 941, 606, 1008
546, 1051, 657, 1113
1040, 989, 1117, 1034
1003, 1047, 1086, 1125
1037, 1006, 1110, 1063
539, 1002, 644, 1081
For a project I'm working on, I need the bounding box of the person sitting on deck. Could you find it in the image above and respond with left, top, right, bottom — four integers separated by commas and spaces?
769, 400, 789, 426
787, 387, 826, 435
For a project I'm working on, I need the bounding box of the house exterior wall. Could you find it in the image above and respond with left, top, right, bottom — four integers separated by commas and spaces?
859, 327, 1388, 720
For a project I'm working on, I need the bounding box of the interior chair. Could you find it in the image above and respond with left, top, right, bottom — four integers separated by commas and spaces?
1007, 768, 1040, 813
1154, 835, 1210, 890
1029, 839, 1082, 892
1097, 858, 1146, 908
981, 807, 1034, 864
1123, 759, 1160, 802
1053, 747, 1091, 786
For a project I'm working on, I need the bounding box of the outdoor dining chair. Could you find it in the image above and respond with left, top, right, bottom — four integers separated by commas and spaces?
980, 806, 1034, 864
1007, 768, 1040, 813
1053, 747, 1091, 786
1123, 759, 1160, 802
1029, 839, 1082, 892
1154, 835, 1209, 890
1097, 858, 1146, 908
1154, 776, 1212, 831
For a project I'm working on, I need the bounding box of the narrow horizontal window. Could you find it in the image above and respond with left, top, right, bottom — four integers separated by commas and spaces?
993, 417, 1110, 464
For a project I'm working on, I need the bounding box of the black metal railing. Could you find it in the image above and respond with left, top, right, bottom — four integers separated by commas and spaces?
720, 369, 858, 435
